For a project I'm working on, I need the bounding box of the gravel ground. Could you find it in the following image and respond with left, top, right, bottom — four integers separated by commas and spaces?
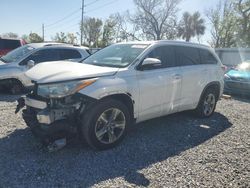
0, 94, 249, 188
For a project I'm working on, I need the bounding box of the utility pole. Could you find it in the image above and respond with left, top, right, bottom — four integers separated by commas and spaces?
80, 0, 84, 46
42, 24, 45, 41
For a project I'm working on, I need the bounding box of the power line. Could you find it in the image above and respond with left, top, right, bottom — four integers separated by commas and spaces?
45, 8, 81, 28
45, 14, 81, 31
85, 0, 119, 13
85, 0, 101, 7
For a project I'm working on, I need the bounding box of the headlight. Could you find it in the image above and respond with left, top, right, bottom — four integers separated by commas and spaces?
37, 79, 96, 98
224, 74, 231, 81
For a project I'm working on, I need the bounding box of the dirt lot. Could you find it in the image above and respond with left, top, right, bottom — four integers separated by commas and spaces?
0, 94, 249, 187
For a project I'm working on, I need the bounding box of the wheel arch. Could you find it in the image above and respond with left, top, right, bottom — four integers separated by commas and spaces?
99, 93, 135, 120
197, 81, 221, 108
0, 78, 24, 87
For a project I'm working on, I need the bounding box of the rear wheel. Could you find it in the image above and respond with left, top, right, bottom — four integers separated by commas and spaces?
81, 99, 131, 150
195, 88, 218, 118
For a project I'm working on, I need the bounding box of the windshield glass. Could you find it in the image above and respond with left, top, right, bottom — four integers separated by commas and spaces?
236, 61, 250, 71
83, 44, 149, 68
0, 45, 35, 63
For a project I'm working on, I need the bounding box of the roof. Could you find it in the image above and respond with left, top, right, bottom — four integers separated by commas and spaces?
215, 48, 250, 52
117, 40, 211, 49
27, 42, 89, 49
0, 37, 23, 41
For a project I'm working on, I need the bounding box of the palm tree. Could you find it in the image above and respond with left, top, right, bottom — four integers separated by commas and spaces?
178, 11, 206, 42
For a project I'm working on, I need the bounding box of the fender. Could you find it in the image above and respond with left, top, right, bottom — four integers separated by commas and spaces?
197, 81, 221, 108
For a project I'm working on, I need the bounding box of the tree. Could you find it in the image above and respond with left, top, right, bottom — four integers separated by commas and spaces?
29, 33, 43, 43
130, 0, 180, 40
67, 33, 77, 44
53, 32, 67, 43
2, 32, 18, 38
80, 17, 103, 47
234, 0, 250, 47
206, 0, 237, 48
178, 11, 205, 42
101, 16, 117, 47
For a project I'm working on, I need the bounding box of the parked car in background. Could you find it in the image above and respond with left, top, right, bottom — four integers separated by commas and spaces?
0, 37, 26, 57
224, 60, 250, 96
17, 41, 224, 151
0, 43, 90, 94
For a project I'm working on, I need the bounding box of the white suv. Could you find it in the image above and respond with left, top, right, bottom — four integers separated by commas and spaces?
16, 41, 224, 150
0, 43, 90, 94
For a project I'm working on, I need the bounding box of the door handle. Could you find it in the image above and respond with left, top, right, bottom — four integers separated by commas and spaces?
173, 74, 181, 80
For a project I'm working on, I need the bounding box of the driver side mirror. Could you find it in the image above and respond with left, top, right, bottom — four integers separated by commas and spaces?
27, 60, 35, 69
139, 58, 162, 70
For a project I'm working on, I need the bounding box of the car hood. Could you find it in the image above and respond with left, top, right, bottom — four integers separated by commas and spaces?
226, 69, 250, 80
25, 61, 119, 84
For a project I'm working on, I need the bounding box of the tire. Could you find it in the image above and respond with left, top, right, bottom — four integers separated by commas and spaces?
195, 88, 218, 118
80, 99, 131, 150
9, 80, 24, 95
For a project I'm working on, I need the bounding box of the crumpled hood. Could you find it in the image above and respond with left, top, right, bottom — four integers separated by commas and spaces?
25, 61, 119, 83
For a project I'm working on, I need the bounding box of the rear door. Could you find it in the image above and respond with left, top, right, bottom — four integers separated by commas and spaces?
137, 45, 182, 122
175, 46, 208, 111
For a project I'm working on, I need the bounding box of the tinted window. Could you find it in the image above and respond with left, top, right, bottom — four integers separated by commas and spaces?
146, 46, 176, 69
21, 49, 59, 65
0, 39, 21, 49
199, 49, 218, 64
59, 49, 82, 60
175, 46, 200, 66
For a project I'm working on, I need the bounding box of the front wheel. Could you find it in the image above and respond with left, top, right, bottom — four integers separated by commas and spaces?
195, 88, 218, 118
80, 99, 131, 150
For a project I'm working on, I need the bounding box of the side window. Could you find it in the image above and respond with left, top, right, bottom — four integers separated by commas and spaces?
175, 46, 200, 66
146, 46, 176, 69
58, 49, 82, 60
20, 49, 59, 65
199, 49, 218, 64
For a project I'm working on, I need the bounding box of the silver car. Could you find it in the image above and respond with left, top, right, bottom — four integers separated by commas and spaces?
0, 43, 90, 94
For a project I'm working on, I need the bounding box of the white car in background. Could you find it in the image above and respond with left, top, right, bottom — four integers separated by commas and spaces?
0, 43, 90, 94
17, 41, 224, 150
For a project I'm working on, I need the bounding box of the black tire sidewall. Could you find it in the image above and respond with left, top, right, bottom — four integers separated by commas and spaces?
196, 88, 217, 118
81, 99, 131, 150
10, 81, 23, 95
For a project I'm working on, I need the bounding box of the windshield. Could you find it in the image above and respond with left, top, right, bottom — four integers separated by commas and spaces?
236, 61, 250, 71
83, 44, 149, 68
0, 45, 35, 63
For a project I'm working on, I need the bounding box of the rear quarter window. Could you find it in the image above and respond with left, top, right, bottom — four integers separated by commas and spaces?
199, 49, 218, 64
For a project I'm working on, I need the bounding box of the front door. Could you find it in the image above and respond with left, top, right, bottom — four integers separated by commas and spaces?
137, 45, 182, 122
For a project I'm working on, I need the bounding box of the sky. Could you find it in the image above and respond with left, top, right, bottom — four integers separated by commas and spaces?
0, 0, 219, 44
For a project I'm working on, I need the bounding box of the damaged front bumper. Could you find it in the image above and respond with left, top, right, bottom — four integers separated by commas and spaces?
17, 93, 94, 145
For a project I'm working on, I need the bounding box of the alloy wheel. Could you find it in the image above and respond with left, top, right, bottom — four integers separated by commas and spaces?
95, 108, 126, 144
